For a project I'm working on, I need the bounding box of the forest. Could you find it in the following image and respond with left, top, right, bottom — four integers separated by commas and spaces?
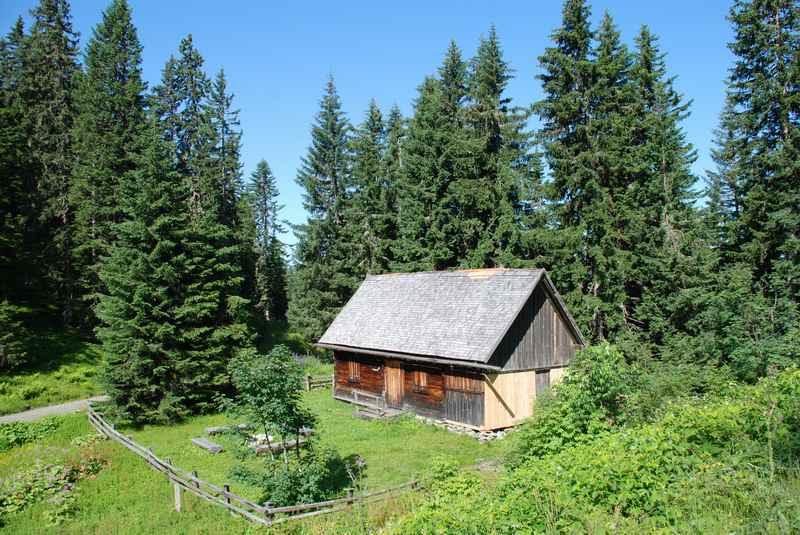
0, 0, 798, 532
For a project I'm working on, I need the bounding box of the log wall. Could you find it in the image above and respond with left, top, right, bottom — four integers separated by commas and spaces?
334, 352, 385, 401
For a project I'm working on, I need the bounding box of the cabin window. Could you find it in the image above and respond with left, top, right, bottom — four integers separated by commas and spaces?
535, 370, 550, 395
347, 360, 360, 383
412, 370, 428, 393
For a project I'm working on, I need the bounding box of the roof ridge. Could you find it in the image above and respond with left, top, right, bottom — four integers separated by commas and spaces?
368, 267, 544, 278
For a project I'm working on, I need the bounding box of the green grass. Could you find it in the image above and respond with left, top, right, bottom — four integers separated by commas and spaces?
0, 327, 103, 416
0, 389, 509, 534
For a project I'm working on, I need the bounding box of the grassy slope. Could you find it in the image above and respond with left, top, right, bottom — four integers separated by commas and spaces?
0, 327, 103, 415
0, 390, 509, 534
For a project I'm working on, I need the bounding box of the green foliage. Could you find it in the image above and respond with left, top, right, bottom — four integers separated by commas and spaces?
226, 345, 315, 442
288, 77, 358, 341
510, 344, 633, 463
662, 263, 800, 381
395, 369, 800, 534
246, 159, 288, 323
95, 118, 194, 424
0, 452, 106, 525
230, 445, 356, 506
19, 0, 81, 323
0, 416, 61, 452
70, 0, 145, 326
0, 300, 26, 370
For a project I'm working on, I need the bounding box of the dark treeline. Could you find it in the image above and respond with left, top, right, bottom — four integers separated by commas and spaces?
289, 0, 799, 381
0, 0, 288, 421
0, 0, 797, 421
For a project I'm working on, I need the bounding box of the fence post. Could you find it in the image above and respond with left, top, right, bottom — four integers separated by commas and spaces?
305, 374, 311, 391
174, 482, 182, 512
346, 488, 354, 506
224, 484, 235, 516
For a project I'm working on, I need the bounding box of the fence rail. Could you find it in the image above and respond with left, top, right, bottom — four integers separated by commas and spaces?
305, 373, 333, 391
86, 402, 416, 527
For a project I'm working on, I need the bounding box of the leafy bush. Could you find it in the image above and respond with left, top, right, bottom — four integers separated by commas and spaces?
0, 416, 61, 451
393, 369, 800, 534
226, 345, 315, 445
0, 454, 106, 525
230, 445, 359, 506
509, 344, 634, 465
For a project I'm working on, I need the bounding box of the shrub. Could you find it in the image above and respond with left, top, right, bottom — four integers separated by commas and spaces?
0, 454, 106, 525
230, 445, 357, 506
393, 369, 800, 534
0, 417, 61, 452
509, 343, 633, 465
226, 345, 315, 452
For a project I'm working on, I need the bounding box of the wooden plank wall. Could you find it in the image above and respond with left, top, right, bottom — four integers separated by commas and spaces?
443, 372, 484, 427
483, 371, 536, 429
401, 364, 445, 417
491, 286, 579, 371
333, 352, 385, 399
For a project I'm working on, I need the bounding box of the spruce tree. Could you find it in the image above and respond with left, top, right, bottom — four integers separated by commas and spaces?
178, 63, 251, 409
0, 18, 33, 300
624, 26, 699, 348
0, 17, 25, 96
143, 37, 252, 414
288, 77, 355, 340
462, 26, 529, 267
248, 160, 288, 322
581, 12, 636, 340
205, 69, 242, 227
20, 0, 80, 322
348, 100, 396, 275
393, 43, 471, 271
70, 0, 146, 324
709, 0, 800, 301
95, 118, 191, 422
152, 34, 211, 214
534, 0, 596, 336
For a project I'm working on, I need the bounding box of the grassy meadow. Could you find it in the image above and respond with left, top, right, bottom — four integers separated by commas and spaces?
0, 389, 508, 534
0, 325, 104, 416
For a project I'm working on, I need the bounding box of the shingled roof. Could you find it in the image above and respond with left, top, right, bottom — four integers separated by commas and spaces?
318, 268, 581, 366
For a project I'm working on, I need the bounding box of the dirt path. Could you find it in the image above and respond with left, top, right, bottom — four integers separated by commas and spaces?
0, 395, 109, 423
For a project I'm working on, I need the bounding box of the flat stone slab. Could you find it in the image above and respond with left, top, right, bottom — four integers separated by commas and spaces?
205, 423, 253, 435
191, 437, 223, 453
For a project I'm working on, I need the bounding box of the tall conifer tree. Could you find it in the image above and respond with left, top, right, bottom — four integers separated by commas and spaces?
70, 0, 146, 323
248, 160, 287, 322
709, 0, 800, 300
96, 118, 191, 422
393, 43, 471, 271
288, 77, 355, 340
349, 100, 395, 275
0, 18, 32, 299
20, 0, 80, 322
462, 26, 529, 267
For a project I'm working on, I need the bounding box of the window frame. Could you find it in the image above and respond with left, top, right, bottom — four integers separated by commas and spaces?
347, 360, 361, 384
411, 369, 428, 393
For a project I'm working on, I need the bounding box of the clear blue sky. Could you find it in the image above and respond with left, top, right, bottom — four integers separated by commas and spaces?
2, 0, 734, 245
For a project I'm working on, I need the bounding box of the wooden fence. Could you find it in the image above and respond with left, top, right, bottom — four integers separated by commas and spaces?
86, 402, 416, 527
305, 373, 333, 391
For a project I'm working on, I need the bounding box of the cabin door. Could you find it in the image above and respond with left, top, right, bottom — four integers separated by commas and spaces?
384, 360, 404, 408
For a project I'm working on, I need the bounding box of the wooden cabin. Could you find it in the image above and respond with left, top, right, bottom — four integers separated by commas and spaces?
316, 268, 585, 430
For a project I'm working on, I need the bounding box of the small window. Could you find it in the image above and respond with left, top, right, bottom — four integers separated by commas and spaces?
412, 370, 428, 393
347, 360, 360, 383
535, 370, 550, 395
